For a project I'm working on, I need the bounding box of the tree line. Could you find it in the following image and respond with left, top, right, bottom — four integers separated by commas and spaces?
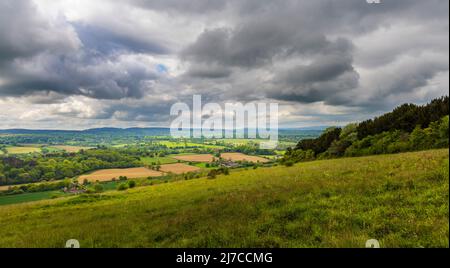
0, 149, 141, 186
283, 96, 449, 164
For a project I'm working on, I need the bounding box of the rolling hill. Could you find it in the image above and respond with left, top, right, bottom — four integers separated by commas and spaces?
0, 149, 448, 248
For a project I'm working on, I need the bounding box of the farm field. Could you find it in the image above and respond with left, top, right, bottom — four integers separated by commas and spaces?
141, 156, 178, 165
158, 141, 224, 149
159, 163, 201, 174
221, 153, 270, 163
5, 146, 41, 154
172, 154, 215, 163
217, 139, 296, 147
78, 167, 164, 183
0, 149, 447, 248
0, 185, 12, 191
0, 191, 65, 206
49, 145, 93, 153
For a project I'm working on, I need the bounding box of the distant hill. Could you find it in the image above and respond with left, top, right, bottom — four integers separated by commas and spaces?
0, 127, 324, 137
0, 128, 171, 136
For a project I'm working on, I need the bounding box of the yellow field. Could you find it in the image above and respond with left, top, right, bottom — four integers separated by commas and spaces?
78, 167, 164, 182
6, 147, 41, 154
159, 163, 201, 174
221, 153, 269, 163
0, 185, 11, 192
172, 154, 215, 163
51, 145, 93, 153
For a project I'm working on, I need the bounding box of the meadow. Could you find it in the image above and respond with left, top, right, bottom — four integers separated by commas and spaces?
0, 191, 65, 206
158, 141, 224, 149
6, 146, 41, 154
0, 149, 447, 248
49, 145, 93, 153
140, 156, 179, 165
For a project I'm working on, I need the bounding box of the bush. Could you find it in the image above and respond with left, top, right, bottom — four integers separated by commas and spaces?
207, 170, 217, 179
117, 183, 129, 191
128, 180, 136, 188
284, 161, 294, 167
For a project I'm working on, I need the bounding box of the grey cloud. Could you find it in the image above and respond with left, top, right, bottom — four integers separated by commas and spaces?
185, 63, 232, 79
0, 0, 79, 64
74, 23, 170, 55
0, 0, 448, 129
130, 0, 227, 14
0, 51, 161, 100
0, 0, 167, 100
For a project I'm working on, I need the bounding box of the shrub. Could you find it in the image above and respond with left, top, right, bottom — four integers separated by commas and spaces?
284, 161, 294, 167
128, 180, 136, 188
207, 170, 217, 179
117, 183, 129, 191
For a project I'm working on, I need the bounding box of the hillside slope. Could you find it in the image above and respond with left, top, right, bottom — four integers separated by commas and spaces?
0, 149, 448, 248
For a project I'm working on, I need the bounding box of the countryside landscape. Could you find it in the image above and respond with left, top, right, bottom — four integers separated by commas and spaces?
0, 97, 448, 247
0, 0, 448, 250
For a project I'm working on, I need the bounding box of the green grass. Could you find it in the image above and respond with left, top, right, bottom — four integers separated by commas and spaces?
0, 149, 448, 248
192, 162, 214, 169
0, 191, 65, 206
5, 146, 41, 154
158, 141, 224, 149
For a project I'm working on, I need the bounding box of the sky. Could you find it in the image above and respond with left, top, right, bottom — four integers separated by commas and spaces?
0, 0, 448, 130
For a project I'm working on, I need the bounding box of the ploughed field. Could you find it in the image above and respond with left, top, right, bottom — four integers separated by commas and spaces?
78, 167, 164, 182
159, 163, 201, 174
0, 149, 447, 248
221, 153, 270, 163
172, 154, 216, 163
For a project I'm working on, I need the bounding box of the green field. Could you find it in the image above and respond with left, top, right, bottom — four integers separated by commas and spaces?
158, 141, 224, 149
0, 191, 65, 206
5, 146, 41, 154
141, 156, 179, 165
0, 149, 448, 248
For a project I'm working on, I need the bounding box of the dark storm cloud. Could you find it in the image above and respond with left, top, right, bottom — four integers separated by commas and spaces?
181, 0, 448, 107
0, 0, 167, 101
181, 24, 332, 69
267, 38, 361, 105
0, 0, 79, 64
0, 51, 161, 100
0, 0, 448, 128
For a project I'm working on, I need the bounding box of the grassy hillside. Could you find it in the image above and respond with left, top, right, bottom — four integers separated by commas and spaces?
0, 149, 448, 248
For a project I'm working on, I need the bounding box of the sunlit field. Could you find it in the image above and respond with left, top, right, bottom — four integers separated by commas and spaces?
6, 146, 41, 154
0, 149, 447, 248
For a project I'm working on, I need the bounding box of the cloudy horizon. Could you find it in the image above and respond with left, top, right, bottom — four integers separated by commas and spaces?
0, 0, 448, 130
